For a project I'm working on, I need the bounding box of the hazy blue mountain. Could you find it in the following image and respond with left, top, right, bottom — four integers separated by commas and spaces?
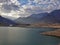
15, 13, 49, 24
15, 9, 60, 24
40, 14, 58, 23
50, 10, 60, 23
0, 16, 17, 26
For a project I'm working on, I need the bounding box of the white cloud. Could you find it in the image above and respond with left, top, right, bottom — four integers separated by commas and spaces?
27, 0, 60, 12
0, 0, 21, 19
0, 0, 60, 20
27, 0, 60, 13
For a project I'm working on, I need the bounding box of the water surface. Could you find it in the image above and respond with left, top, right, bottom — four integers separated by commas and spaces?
0, 27, 60, 45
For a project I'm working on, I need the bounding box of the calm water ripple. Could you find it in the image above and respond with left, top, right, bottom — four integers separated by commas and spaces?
0, 27, 60, 45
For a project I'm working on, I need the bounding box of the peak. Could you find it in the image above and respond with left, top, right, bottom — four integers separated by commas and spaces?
0, 15, 2, 17
51, 9, 60, 13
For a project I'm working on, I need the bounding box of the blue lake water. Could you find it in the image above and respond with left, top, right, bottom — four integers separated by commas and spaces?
0, 27, 60, 45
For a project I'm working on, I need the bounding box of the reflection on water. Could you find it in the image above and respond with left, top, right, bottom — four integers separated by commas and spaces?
0, 27, 60, 45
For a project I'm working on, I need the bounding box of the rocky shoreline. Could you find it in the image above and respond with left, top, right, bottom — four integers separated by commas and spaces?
40, 29, 60, 37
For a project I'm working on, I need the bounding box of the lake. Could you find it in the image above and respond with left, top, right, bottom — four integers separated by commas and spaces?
0, 27, 60, 45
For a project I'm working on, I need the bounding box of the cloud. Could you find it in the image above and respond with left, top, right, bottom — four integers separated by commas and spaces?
19, 0, 60, 16
1, 3, 20, 13
0, 0, 60, 20
0, 0, 21, 19
21, 0, 60, 15
27, 0, 60, 12
0, 0, 10, 3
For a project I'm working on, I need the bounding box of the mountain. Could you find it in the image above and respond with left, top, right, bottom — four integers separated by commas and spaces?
15, 13, 49, 24
0, 16, 17, 26
15, 9, 60, 24
40, 10, 60, 23
50, 10, 60, 23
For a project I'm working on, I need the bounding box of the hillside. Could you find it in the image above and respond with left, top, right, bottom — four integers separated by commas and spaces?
29, 23, 60, 28
15, 9, 60, 24
0, 16, 18, 26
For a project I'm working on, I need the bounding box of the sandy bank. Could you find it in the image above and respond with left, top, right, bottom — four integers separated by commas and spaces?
40, 29, 60, 37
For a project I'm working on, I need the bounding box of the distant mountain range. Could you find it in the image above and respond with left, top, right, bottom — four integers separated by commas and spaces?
0, 16, 17, 26
0, 9, 60, 26
15, 9, 60, 24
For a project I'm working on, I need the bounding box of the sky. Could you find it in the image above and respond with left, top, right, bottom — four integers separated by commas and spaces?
0, 0, 60, 20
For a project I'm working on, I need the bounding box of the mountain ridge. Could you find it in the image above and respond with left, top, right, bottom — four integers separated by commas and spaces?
0, 16, 17, 26
15, 9, 60, 24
